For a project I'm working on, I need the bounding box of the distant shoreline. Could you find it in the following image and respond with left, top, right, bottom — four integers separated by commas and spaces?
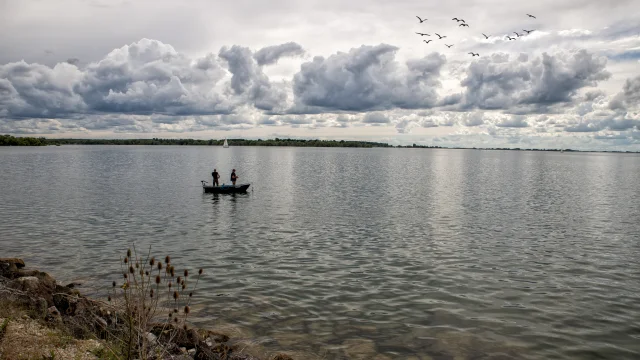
1, 135, 638, 154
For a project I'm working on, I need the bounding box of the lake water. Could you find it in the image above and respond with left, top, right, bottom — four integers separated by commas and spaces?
1, 145, 639, 359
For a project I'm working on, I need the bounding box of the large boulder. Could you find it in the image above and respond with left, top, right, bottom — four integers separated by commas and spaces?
8, 271, 57, 306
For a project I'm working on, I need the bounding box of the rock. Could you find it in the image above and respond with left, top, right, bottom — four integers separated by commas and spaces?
53, 292, 78, 314
94, 316, 108, 329
180, 347, 188, 354
0, 258, 25, 271
194, 343, 218, 360
271, 354, 294, 360
15, 269, 57, 289
46, 305, 62, 323
167, 327, 202, 349
188, 348, 196, 356
9, 276, 41, 292
46, 305, 64, 324
8, 274, 56, 306
146, 331, 157, 344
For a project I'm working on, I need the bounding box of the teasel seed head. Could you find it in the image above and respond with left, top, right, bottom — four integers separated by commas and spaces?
165, 256, 170, 264
150, 289, 154, 298
168, 281, 172, 288
112, 281, 116, 288
170, 267, 175, 277
158, 262, 163, 270
127, 248, 131, 258
199, 269, 203, 275
189, 292, 193, 298
183, 324, 187, 330
177, 276, 181, 284
184, 269, 189, 277
108, 295, 111, 302
155, 275, 161, 284
135, 262, 139, 269
124, 257, 128, 264
150, 257, 155, 266
174, 317, 178, 323
145, 270, 149, 276
182, 283, 186, 290
129, 266, 134, 274
184, 306, 190, 314
173, 291, 179, 300
123, 273, 127, 279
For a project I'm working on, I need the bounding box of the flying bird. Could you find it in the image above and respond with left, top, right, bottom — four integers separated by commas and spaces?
459, 23, 470, 27
424, 39, 433, 44
416, 32, 430, 36
506, 35, 516, 40
445, 44, 454, 48
482, 33, 490, 39
514, 31, 522, 37
435, 33, 446, 39
468, 52, 479, 56
523, 29, 534, 34
452, 17, 460, 21
527, 14, 536, 18
416, 16, 427, 23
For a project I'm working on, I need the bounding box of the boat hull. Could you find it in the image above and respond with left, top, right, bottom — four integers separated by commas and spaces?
203, 183, 250, 194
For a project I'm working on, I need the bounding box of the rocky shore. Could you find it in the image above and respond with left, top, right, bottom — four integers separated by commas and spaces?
0, 258, 294, 360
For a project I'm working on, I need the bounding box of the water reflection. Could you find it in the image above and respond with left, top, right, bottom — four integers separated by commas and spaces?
1, 146, 639, 359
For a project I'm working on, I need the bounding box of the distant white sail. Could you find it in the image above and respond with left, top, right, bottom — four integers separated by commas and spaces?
223, 139, 229, 148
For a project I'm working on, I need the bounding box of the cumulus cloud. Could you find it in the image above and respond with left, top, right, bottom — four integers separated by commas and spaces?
609, 74, 640, 110
289, 44, 446, 113
254, 42, 305, 66
1, 34, 639, 150
453, 50, 611, 113
362, 112, 390, 124
218, 45, 287, 111
0, 61, 86, 119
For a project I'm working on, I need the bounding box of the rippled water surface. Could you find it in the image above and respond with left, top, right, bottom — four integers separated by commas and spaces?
1, 146, 640, 359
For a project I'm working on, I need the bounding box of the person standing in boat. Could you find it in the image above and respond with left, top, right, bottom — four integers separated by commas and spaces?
230, 169, 238, 186
212, 168, 220, 186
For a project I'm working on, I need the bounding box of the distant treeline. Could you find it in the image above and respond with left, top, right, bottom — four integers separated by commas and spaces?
0, 135, 392, 148
0, 135, 48, 146
1, 135, 638, 153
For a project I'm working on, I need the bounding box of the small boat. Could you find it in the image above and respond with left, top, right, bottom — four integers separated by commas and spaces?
201, 181, 250, 194
223, 139, 229, 148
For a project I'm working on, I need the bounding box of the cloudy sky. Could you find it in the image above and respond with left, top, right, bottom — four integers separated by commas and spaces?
1, 0, 639, 150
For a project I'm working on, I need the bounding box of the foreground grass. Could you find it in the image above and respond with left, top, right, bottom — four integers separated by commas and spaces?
0, 301, 105, 360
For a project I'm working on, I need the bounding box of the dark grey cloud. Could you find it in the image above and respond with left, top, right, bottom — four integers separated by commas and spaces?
456, 50, 611, 113
289, 44, 445, 113
0, 61, 86, 119
254, 42, 305, 66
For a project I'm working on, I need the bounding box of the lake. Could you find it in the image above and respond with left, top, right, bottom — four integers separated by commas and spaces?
1, 145, 639, 359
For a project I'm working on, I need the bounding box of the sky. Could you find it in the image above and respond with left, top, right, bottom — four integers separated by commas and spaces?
1, 0, 639, 150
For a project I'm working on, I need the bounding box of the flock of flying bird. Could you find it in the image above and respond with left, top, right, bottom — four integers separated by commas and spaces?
414, 13, 537, 57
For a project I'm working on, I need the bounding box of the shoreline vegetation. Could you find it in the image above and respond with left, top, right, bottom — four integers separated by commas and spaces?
0, 254, 294, 360
1, 134, 638, 153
